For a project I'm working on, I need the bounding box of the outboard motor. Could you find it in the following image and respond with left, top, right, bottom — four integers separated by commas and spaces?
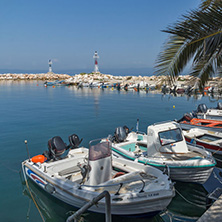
114, 126, 127, 143
68, 134, 82, 149
47, 136, 67, 160
197, 104, 208, 113
217, 102, 222, 110
183, 112, 193, 121
123, 125, 130, 135
191, 110, 197, 118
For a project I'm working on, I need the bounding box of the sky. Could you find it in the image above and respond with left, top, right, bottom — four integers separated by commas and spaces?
0, 0, 200, 75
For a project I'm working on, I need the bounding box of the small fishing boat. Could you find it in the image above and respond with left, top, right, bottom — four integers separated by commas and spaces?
191, 103, 222, 121
183, 128, 222, 155
179, 116, 222, 132
44, 80, 70, 86
110, 121, 215, 184
22, 134, 174, 217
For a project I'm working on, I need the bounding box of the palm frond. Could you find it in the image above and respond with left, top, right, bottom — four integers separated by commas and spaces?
155, 0, 222, 87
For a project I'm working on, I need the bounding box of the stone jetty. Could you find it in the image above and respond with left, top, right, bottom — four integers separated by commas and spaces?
0, 72, 221, 89
0, 73, 70, 81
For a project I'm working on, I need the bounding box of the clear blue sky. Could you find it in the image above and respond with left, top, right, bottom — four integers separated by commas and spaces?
0, 0, 200, 75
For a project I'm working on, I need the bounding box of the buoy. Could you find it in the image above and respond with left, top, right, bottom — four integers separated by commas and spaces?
37, 84, 39, 86
31, 155, 47, 163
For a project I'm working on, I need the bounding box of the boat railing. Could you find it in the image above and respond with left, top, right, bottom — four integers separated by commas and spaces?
66, 190, 111, 222
186, 141, 206, 150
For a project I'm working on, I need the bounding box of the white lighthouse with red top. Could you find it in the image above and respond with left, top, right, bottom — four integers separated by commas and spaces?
93, 51, 100, 74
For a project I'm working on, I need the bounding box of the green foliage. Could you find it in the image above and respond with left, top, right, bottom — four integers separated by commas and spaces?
155, 0, 222, 88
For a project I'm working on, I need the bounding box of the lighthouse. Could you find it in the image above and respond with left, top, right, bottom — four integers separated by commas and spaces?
48, 60, 53, 73
93, 51, 100, 74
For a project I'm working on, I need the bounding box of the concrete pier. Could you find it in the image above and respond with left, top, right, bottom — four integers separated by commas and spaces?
197, 195, 222, 221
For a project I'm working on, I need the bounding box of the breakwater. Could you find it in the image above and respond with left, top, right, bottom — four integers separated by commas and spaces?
0, 73, 70, 81
0, 72, 192, 85
0, 72, 221, 89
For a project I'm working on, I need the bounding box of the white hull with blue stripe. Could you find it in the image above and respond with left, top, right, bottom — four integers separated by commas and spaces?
22, 139, 174, 217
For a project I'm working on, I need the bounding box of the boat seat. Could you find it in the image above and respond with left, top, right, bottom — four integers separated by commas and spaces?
58, 166, 80, 176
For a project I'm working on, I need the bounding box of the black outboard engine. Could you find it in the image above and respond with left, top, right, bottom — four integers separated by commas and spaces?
191, 110, 197, 118
197, 104, 208, 113
123, 125, 130, 135
217, 102, 222, 110
114, 126, 127, 143
47, 136, 67, 160
68, 134, 82, 149
183, 112, 194, 121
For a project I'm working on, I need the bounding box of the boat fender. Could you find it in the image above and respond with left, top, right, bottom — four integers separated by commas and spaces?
31, 155, 47, 163
113, 172, 125, 178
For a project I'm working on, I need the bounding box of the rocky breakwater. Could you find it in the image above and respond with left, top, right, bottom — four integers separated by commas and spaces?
64, 73, 194, 88
0, 73, 71, 81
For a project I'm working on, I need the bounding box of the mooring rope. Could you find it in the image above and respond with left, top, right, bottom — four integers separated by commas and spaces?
24, 178, 45, 222
213, 171, 222, 185
21, 164, 45, 222
213, 156, 222, 163
0, 162, 20, 173
175, 189, 212, 207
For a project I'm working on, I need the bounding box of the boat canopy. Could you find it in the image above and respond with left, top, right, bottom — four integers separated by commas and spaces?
147, 121, 189, 157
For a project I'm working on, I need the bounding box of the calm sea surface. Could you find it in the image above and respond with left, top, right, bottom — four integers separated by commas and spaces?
1, 80, 222, 222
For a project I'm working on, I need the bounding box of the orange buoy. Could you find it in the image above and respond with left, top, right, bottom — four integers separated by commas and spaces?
31, 155, 47, 163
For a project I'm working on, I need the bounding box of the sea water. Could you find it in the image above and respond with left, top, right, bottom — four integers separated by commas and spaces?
0, 80, 222, 222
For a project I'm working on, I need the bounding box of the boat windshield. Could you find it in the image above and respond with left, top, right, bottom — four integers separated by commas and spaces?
89, 141, 111, 161
159, 128, 183, 146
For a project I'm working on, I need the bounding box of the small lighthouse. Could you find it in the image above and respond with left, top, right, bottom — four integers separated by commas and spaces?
48, 59, 53, 73
93, 51, 100, 74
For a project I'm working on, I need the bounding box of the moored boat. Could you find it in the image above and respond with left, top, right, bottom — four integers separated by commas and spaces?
110, 121, 216, 184
22, 134, 174, 217
179, 116, 222, 132
44, 80, 70, 86
183, 128, 222, 155
191, 103, 222, 121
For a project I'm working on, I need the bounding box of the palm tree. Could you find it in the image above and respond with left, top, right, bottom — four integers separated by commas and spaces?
155, 0, 222, 89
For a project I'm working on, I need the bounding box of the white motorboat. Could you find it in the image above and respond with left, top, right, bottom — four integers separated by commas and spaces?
192, 103, 222, 121
110, 121, 216, 184
22, 134, 174, 217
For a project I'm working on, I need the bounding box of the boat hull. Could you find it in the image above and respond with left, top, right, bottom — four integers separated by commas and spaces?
112, 148, 214, 184
22, 161, 173, 217
185, 137, 222, 155
179, 122, 222, 132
